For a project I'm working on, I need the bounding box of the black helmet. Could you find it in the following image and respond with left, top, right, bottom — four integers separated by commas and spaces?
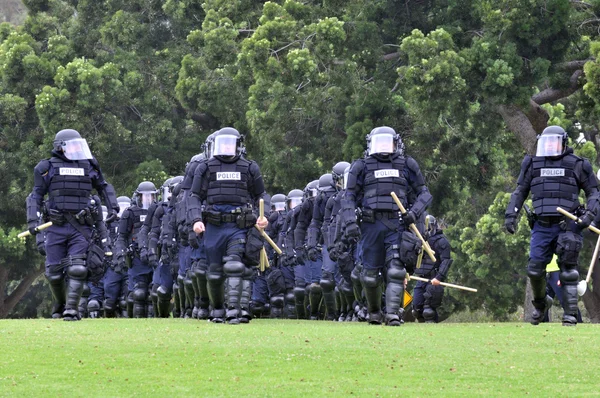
160, 177, 173, 202
426, 214, 438, 236
117, 196, 131, 217
191, 153, 206, 163
287, 189, 303, 209
536, 125, 568, 157
332, 161, 350, 189
53, 129, 93, 160
318, 173, 336, 192
213, 127, 244, 158
135, 181, 158, 209
366, 126, 402, 156
304, 180, 319, 198
271, 193, 287, 212
203, 132, 217, 158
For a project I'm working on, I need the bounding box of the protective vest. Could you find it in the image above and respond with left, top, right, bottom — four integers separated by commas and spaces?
361, 155, 407, 210
416, 233, 444, 276
530, 154, 580, 217
47, 157, 93, 212
206, 157, 251, 206
129, 206, 148, 244
175, 189, 187, 225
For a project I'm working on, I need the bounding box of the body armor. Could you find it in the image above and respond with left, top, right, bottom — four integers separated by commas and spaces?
530, 154, 580, 217
361, 155, 407, 211
47, 158, 93, 212
206, 158, 251, 206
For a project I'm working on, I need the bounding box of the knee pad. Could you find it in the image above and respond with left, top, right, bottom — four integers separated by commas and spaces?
309, 283, 322, 295
560, 267, 579, 285
133, 284, 147, 302
183, 276, 194, 288
150, 284, 158, 299
67, 262, 88, 280
360, 269, 382, 288
320, 273, 335, 292
423, 306, 436, 322
157, 285, 171, 300
351, 266, 361, 284
340, 280, 353, 296
207, 263, 224, 282
293, 287, 305, 299
47, 272, 64, 285
387, 264, 406, 283
285, 291, 295, 303
270, 294, 284, 308
223, 260, 245, 276
194, 263, 207, 279
104, 299, 115, 312
88, 299, 100, 312
526, 261, 546, 280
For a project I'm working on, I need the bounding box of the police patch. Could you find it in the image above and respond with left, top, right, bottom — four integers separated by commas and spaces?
540, 168, 565, 177
216, 172, 241, 180
140, 215, 146, 222
59, 167, 85, 176
374, 169, 400, 178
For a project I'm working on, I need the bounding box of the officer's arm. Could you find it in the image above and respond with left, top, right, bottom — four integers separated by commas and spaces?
138, 203, 157, 250
406, 157, 432, 218
435, 235, 453, 282
89, 158, 119, 214
285, 212, 298, 257
148, 206, 164, 253
115, 210, 132, 255
506, 155, 533, 218
341, 160, 363, 226
188, 163, 207, 225
578, 159, 600, 216
27, 160, 51, 226
307, 196, 324, 249
266, 212, 279, 239
294, 201, 311, 249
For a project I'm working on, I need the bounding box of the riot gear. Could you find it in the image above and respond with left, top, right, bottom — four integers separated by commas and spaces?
304, 180, 319, 199
135, 181, 158, 210
536, 125, 568, 157
53, 129, 93, 160
287, 189, 303, 210
426, 214, 438, 237
271, 194, 287, 212
366, 126, 400, 156
213, 127, 244, 158
332, 161, 350, 188
318, 173, 336, 192
117, 196, 131, 218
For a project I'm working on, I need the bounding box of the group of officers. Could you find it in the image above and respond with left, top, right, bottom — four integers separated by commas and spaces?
26, 123, 594, 326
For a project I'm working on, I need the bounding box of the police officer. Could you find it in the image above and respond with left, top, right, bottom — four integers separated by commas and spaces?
283, 189, 306, 318
412, 215, 452, 323
26, 129, 119, 321
342, 126, 432, 326
189, 127, 269, 324
505, 125, 599, 326
116, 181, 158, 318
86, 202, 112, 318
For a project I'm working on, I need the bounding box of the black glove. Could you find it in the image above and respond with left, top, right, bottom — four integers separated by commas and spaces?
148, 248, 158, 268
139, 247, 148, 263
345, 222, 361, 243
115, 252, 126, 269
36, 233, 46, 256
401, 211, 416, 226
308, 247, 320, 262
28, 224, 40, 236
188, 230, 199, 249
504, 215, 517, 234
295, 247, 307, 265
105, 209, 118, 224
578, 210, 595, 229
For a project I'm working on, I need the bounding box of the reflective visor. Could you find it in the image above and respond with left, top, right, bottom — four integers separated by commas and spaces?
140, 192, 155, 209
289, 197, 302, 209
343, 170, 349, 189
309, 188, 318, 197
536, 134, 564, 157
102, 210, 108, 221
63, 138, 93, 160
213, 135, 238, 156
369, 134, 394, 155
162, 187, 171, 202
273, 202, 286, 212
117, 203, 130, 218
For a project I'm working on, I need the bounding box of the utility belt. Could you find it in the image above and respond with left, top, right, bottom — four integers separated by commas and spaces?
536, 216, 564, 228
46, 208, 96, 227
360, 208, 399, 224
203, 207, 257, 228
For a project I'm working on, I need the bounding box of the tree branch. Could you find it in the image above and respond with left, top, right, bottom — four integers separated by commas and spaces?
497, 103, 542, 154
555, 59, 592, 72
532, 69, 583, 105
0, 264, 44, 318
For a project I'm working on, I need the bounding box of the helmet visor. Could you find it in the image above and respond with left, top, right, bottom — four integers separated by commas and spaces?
102, 209, 108, 221
309, 188, 318, 198
289, 197, 302, 209
117, 202, 130, 218
536, 134, 564, 157
343, 170, 349, 189
63, 138, 93, 160
273, 202, 286, 211
368, 134, 395, 155
213, 135, 238, 156
162, 187, 171, 202
139, 192, 156, 209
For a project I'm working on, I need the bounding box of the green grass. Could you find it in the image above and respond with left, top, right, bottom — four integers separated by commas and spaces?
1, 319, 599, 397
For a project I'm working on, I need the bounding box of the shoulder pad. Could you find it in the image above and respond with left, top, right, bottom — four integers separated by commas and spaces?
121, 208, 133, 220
405, 156, 420, 171
436, 234, 450, 250
520, 154, 533, 169
89, 157, 101, 171
34, 159, 51, 176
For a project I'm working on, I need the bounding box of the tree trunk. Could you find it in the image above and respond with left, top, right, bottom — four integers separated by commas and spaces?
497, 103, 543, 155
0, 264, 44, 318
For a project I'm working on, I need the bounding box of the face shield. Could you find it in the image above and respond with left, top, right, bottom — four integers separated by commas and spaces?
536, 134, 564, 157
289, 197, 302, 210
162, 186, 171, 203
62, 138, 93, 160
139, 192, 156, 209
102, 208, 108, 221
308, 188, 318, 198
273, 201, 286, 212
343, 169, 349, 189
213, 135, 238, 156
368, 134, 395, 155
117, 202, 130, 218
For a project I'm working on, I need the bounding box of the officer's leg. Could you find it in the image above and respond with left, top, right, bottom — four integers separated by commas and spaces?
335, 286, 344, 321
351, 262, 366, 321
206, 261, 225, 322
360, 268, 383, 325
267, 268, 285, 319
527, 260, 550, 325
194, 258, 210, 319
319, 271, 336, 321
384, 256, 405, 327
293, 264, 307, 319
557, 230, 583, 326
240, 266, 255, 322
78, 283, 90, 319
63, 255, 88, 321
46, 268, 66, 319
224, 255, 245, 324
423, 284, 444, 323
132, 281, 148, 318
412, 281, 426, 322
172, 280, 181, 318
44, 226, 69, 318
88, 298, 101, 319
183, 270, 195, 319
340, 279, 355, 321
157, 284, 172, 318
251, 272, 268, 318
150, 284, 159, 317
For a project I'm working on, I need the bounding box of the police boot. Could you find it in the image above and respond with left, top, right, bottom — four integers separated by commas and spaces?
150, 284, 159, 318
285, 290, 296, 319
157, 285, 172, 318
320, 273, 337, 321
177, 275, 186, 318
63, 257, 88, 321
293, 286, 306, 319
531, 296, 553, 326
189, 268, 201, 319
360, 269, 383, 325
423, 305, 436, 323
133, 282, 148, 318
172, 281, 181, 318
103, 299, 116, 318
224, 259, 245, 324
183, 275, 195, 319
309, 283, 323, 320
47, 272, 66, 319
560, 266, 579, 326
147, 298, 154, 318
270, 295, 284, 318
412, 308, 425, 323
194, 259, 211, 320
78, 284, 90, 319
239, 267, 254, 323
88, 299, 101, 319
385, 261, 406, 327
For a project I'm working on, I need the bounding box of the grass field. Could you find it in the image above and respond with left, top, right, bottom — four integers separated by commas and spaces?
1, 319, 599, 397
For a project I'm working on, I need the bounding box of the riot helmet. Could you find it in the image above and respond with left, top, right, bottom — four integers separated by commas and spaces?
426, 214, 438, 236
53, 129, 93, 160
304, 180, 319, 199
271, 193, 287, 212
213, 127, 244, 157
169, 175, 184, 192
161, 177, 174, 203
343, 166, 350, 189
135, 181, 158, 209
536, 125, 568, 157
287, 189, 304, 210
332, 161, 350, 189
204, 132, 217, 158
318, 173, 336, 192
366, 126, 400, 156
117, 196, 131, 218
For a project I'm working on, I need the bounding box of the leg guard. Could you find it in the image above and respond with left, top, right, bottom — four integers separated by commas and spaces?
133, 282, 148, 318
150, 284, 159, 318
207, 263, 225, 314
351, 263, 364, 304
157, 285, 172, 318
385, 260, 406, 326
78, 284, 90, 319
126, 291, 134, 318
293, 284, 306, 319
309, 283, 323, 320
189, 264, 200, 318
527, 261, 548, 325
360, 268, 383, 325
320, 272, 337, 321
47, 272, 66, 319
284, 290, 296, 319
270, 294, 284, 318
559, 265, 579, 325
183, 273, 195, 318
103, 298, 116, 318
336, 286, 346, 321
340, 280, 356, 322
223, 258, 245, 323
172, 281, 181, 318
176, 275, 186, 318
64, 256, 88, 321
239, 266, 254, 323
88, 299, 101, 319
194, 259, 210, 319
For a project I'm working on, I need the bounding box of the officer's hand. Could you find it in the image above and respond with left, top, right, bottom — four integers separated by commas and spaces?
578, 210, 594, 229
188, 230, 199, 248
115, 252, 126, 269
256, 216, 268, 229
193, 221, 205, 234
431, 278, 441, 286
504, 216, 517, 234
295, 247, 307, 265
345, 222, 361, 242
401, 210, 416, 226
103, 245, 113, 257
308, 247, 319, 262
28, 225, 40, 236
105, 209, 118, 224
139, 247, 148, 263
